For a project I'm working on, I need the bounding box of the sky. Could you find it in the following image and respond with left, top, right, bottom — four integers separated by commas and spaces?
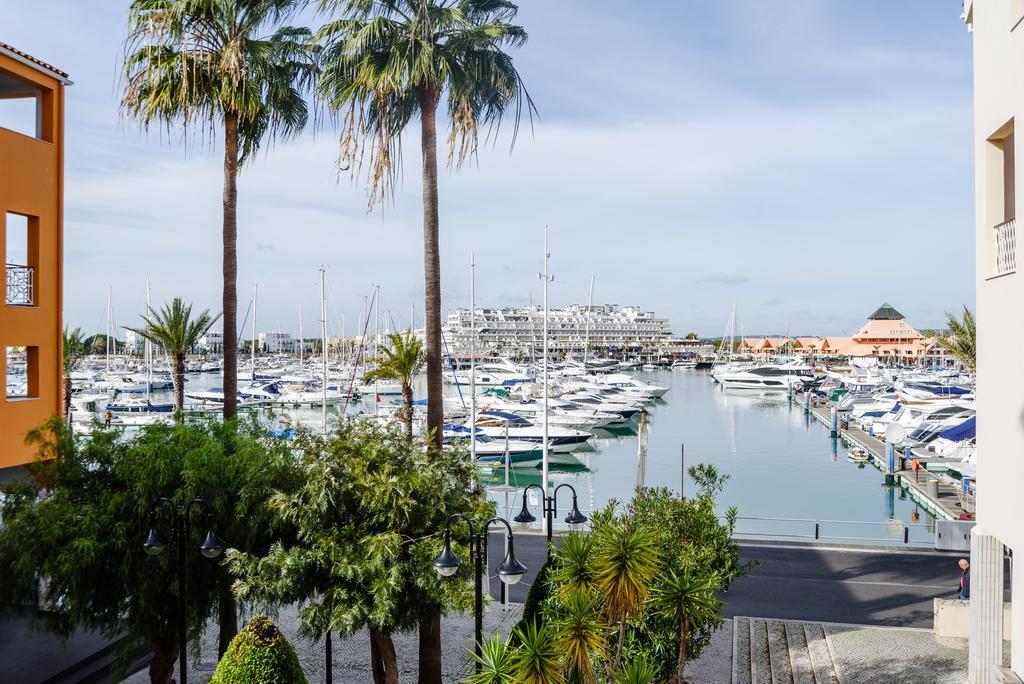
1, 1, 975, 339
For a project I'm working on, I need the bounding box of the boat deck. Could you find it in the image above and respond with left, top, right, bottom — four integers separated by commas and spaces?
807, 404, 967, 521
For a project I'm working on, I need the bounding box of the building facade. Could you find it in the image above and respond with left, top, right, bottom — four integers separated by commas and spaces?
0, 43, 68, 475
964, 2, 1023, 681
442, 304, 675, 361
259, 331, 294, 353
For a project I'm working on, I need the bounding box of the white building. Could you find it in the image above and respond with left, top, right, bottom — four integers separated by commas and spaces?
123, 328, 146, 356
199, 331, 224, 353
259, 331, 294, 353
965, 2, 1022, 681
442, 304, 675, 361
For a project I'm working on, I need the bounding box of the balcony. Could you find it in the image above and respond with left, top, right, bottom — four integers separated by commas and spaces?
994, 218, 1016, 276
5, 263, 34, 306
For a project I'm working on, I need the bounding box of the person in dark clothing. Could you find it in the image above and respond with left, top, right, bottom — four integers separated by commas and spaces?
958, 558, 971, 600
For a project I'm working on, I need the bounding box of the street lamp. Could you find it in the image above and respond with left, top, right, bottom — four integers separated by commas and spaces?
143, 497, 224, 684
513, 483, 588, 556
432, 514, 527, 674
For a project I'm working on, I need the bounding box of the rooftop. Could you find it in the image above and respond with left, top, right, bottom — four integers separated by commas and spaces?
0, 41, 71, 83
867, 303, 905, 321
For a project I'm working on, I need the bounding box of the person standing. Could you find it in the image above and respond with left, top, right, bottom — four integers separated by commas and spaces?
958, 558, 971, 600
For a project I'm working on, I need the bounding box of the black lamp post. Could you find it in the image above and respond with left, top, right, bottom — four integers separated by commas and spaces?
432, 514, 527, 674
142, 497, 224, 684
513, 483, 587, 557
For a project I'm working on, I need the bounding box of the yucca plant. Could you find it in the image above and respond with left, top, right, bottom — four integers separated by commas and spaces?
511, 620, 565, 684
550, 531, 596, 601
552, 587, 606, 683
649, 565, 723, 684
592, 522, 661, 671
125, 298, 220, 418
613, 656, 656, 684
463, 631, 517, 684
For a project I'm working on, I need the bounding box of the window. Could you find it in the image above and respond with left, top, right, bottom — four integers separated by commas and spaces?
987, 122, 1016, 276
0, 71, 43, 139
5, 346, 37, 399
4, 212, 37, 305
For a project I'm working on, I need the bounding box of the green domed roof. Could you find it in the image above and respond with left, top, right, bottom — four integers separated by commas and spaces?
867, 303, 904, 321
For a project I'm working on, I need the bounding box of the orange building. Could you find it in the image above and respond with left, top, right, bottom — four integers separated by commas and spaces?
1, 43, 69, 473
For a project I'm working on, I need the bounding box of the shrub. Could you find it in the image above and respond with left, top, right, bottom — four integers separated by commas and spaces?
210, 616, 306, 684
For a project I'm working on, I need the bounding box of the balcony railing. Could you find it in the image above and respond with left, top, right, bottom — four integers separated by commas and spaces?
5, 263, 35, 306
994, 218, 1016, 276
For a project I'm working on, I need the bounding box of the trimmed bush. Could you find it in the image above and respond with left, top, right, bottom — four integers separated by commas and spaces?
210, 615, 307, 684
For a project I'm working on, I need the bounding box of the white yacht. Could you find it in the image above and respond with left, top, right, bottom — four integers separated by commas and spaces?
716, 364, 813, 391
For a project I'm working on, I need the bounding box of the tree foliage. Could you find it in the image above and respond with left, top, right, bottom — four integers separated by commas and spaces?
0, 418, 299, 684
210, 615, 307, 684
228, 419, 492, 683
936, 305, 976, 371
364, 330, 426, 438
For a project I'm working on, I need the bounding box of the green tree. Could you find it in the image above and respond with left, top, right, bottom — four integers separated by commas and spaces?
125, 298, 220, 417
0, 418, 300, 683
122, 0, 317, 422
936, 306, 976, 371
464, 631, 516, 684
649, 566, 722, 684
364, 330, 425, 439
228, 420, 491, 684
510, 620, 565, 684
684, 332, 698, 341
62, 325, 86, 422
316, 0, 535, 464
210, 615, 307, 684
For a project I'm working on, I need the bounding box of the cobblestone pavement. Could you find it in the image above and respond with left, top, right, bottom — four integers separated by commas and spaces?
122, 602, 523, 683
827, 625, 975, 684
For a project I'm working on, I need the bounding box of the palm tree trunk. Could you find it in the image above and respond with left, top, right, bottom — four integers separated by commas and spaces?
417, 85, 444, 684
613, 618, 627, 672
417, 86, 442, 452
63, 375, 72, 424
222, 112, 240, 421
173, 354, 186, 421
402, 382, 414, 440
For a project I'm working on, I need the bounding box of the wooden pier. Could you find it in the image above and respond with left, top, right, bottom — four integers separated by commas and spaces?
806, 403, 968, 521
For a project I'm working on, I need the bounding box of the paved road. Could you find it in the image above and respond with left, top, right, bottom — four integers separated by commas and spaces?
487, 534, 1012, 628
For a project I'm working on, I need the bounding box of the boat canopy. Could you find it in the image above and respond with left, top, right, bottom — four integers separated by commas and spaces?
479, 410, 531, 425
938, 416, 976, 442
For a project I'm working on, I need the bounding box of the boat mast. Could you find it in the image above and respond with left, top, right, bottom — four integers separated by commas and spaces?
583, 275, 595, 364
374, 284, 381, 410
470, 252, 477, 468
251, 283, 258, 379
320, 266, 328, 432
145, 278, 152, 403
540, 226, 552, 520
105, 286, 112, 373
298, 305, 303, 365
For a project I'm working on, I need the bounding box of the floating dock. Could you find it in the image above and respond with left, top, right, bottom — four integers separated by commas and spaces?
806, 403, 965, 521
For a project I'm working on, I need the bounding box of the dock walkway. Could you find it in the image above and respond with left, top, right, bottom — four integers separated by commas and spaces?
806, 404, 966, 521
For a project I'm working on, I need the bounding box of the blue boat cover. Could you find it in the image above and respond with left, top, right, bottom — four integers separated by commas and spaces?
479, 410, 530, 424
938, 416, 976, 441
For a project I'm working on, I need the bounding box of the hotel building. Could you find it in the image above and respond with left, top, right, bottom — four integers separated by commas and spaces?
0, 43, 69, 478
965, 2, 1022, 681
442, 304, 679, 361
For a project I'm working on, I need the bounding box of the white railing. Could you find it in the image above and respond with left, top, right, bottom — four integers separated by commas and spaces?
994, 218, 1016, 276
5, 263, 34, 306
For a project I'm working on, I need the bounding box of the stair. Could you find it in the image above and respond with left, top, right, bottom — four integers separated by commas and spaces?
733, 617, 843, 684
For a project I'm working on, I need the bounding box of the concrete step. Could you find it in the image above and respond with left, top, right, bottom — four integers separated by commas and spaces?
734, 617, 753, 684
733, 618, 844, 684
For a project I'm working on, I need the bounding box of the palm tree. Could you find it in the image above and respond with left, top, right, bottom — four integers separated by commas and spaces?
121, 0, 316, 423
510, 620, 565, 684
61, 326, 86, 423
364, 330, 425, 438
316, 0, 535, 453
317, 6, 533, 676
552, 587, 605, 683
592, 524, 661, 672
125, 298, 220, 417
649, 566, 723, 684
936, 306, 976, 371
